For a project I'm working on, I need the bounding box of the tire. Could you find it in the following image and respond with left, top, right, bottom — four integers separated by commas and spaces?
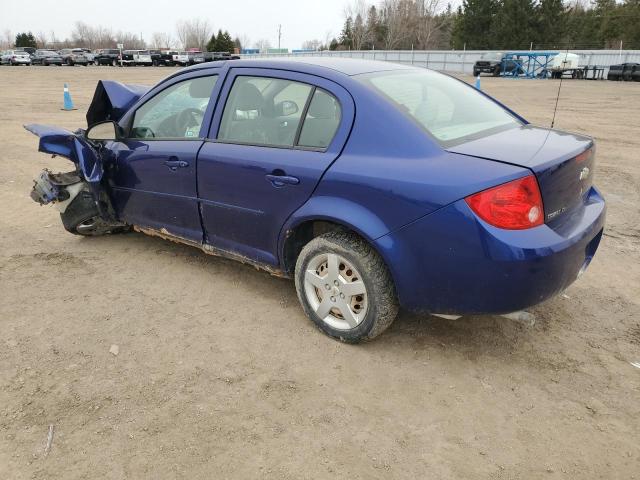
60, 190, 126, 236
493, 66, 500, 76
295, 230, 399, 343
473, 69, 479, 77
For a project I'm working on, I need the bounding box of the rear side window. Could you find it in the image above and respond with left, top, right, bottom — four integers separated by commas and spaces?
357, 69, 521, 146
130, 75, 218, 139
298, 89, 342, 149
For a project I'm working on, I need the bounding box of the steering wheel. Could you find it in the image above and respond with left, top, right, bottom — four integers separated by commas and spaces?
175, 108, 205, 136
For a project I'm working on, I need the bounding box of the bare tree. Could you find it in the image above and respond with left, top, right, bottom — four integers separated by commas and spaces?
36, 31, 48, 49
416, 0, 446, 49
115, 31, 146, 50
236, 34, 251, 52
3, 29, 13, 49
380, 0, 408, 49
72, 21, 94, 48
151, 32, 174, 49
253, 38, 272, 52
49, 30, 59, 49
302, 39, 323, 50
94, 26, 115, 48
175, 19, 212, 50
344, 0, 372, 50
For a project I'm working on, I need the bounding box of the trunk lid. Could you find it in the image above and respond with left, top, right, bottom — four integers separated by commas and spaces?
448, 125, 595, 224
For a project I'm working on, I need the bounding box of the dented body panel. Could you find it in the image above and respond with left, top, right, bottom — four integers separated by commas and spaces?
86, 80, 150, 126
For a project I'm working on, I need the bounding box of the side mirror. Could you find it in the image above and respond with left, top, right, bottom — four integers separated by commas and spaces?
86, 120, 119, 141
275, 100, 299, 117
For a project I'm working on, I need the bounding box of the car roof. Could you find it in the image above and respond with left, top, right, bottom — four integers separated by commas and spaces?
183, 57, 415, 77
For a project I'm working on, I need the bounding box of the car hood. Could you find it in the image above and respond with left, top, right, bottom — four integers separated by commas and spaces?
86, 80, 150, 126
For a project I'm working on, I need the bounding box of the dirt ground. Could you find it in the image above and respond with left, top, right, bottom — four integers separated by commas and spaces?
0, 65, 639, 479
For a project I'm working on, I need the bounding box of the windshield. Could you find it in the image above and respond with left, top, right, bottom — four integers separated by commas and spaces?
357, 69, 521, 146
481, 52, 503, 61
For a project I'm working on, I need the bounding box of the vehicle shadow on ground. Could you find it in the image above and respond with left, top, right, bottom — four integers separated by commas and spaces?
86, 231, 543, 356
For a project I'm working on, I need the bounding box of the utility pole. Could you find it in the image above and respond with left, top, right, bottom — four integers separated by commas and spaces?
278, 24, 282, 51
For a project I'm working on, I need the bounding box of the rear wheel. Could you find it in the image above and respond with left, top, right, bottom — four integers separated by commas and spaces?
61, 191, 127, 236
295, 230, 398, 343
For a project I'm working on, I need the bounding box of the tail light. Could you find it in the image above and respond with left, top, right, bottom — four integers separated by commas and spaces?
465, 175, 544, 230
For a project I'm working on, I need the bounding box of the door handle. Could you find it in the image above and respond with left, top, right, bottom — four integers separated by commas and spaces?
265, 174, 300, 187
164, 158, 189, 171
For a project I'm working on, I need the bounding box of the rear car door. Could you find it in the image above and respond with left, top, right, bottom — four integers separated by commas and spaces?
197, 68, 354, 265
110, 72, 221, 242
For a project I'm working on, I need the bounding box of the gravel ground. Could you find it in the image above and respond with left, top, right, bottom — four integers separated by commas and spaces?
1, 65, 639, 479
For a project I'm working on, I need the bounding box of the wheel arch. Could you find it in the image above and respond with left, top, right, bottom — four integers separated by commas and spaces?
278, 197, 396, 280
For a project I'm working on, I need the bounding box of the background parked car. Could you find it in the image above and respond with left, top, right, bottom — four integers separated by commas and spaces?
133, 50, 153, 66
94, 49, 121, 66
607, 63, 639, 81
473, 52, 518, 76
17, 47, 36, 55
187, 50, 205, 65
0, 50, 32, 65
157, 51, 189, 66
120, 50, 152, 66
203, 51, 238, 62
77, 48, 95, 63
31, 50, 63, 66
149, 49, 162, 66
58, 48, 89, 66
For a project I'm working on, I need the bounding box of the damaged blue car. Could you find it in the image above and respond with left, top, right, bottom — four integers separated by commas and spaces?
27, 58, 606, 342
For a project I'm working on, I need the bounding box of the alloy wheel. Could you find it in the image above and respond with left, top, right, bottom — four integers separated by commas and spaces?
303, 253, 368, 330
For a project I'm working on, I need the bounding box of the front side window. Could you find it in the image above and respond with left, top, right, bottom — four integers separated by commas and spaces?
130, 75, 218, 139
218, 76, 312, 147
357, 69, 521, 146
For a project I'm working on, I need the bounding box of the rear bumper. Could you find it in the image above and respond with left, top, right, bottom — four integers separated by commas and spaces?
375, 186, 606, 315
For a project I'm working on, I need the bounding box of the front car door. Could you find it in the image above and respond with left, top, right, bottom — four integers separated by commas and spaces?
197, 68, 354, 266
109, 72, 221, 242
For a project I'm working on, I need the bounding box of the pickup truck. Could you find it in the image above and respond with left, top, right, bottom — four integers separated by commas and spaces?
94, 49, 121, 66
157, 51, 189, 66
473, 52, 518, 76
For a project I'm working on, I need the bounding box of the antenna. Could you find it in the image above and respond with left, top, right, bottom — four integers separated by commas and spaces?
550, 48, 569, 129
277, 24, 282, 51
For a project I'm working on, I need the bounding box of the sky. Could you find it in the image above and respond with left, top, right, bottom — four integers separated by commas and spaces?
2, 0, 349, 50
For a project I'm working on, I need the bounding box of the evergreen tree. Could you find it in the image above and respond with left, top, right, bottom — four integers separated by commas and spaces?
451, 0, 496, 49
492, 0, 538, 49
15, 32, 37, 49
537, 0, 566, 48
218, 31, 235, 53
339, 17, 354, 48
206, 30, 221, 52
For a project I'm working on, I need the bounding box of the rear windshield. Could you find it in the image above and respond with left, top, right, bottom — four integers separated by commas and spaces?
356, 69, 521, 146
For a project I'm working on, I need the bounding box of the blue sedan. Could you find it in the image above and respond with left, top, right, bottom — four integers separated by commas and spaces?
26, 58, 606, 342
